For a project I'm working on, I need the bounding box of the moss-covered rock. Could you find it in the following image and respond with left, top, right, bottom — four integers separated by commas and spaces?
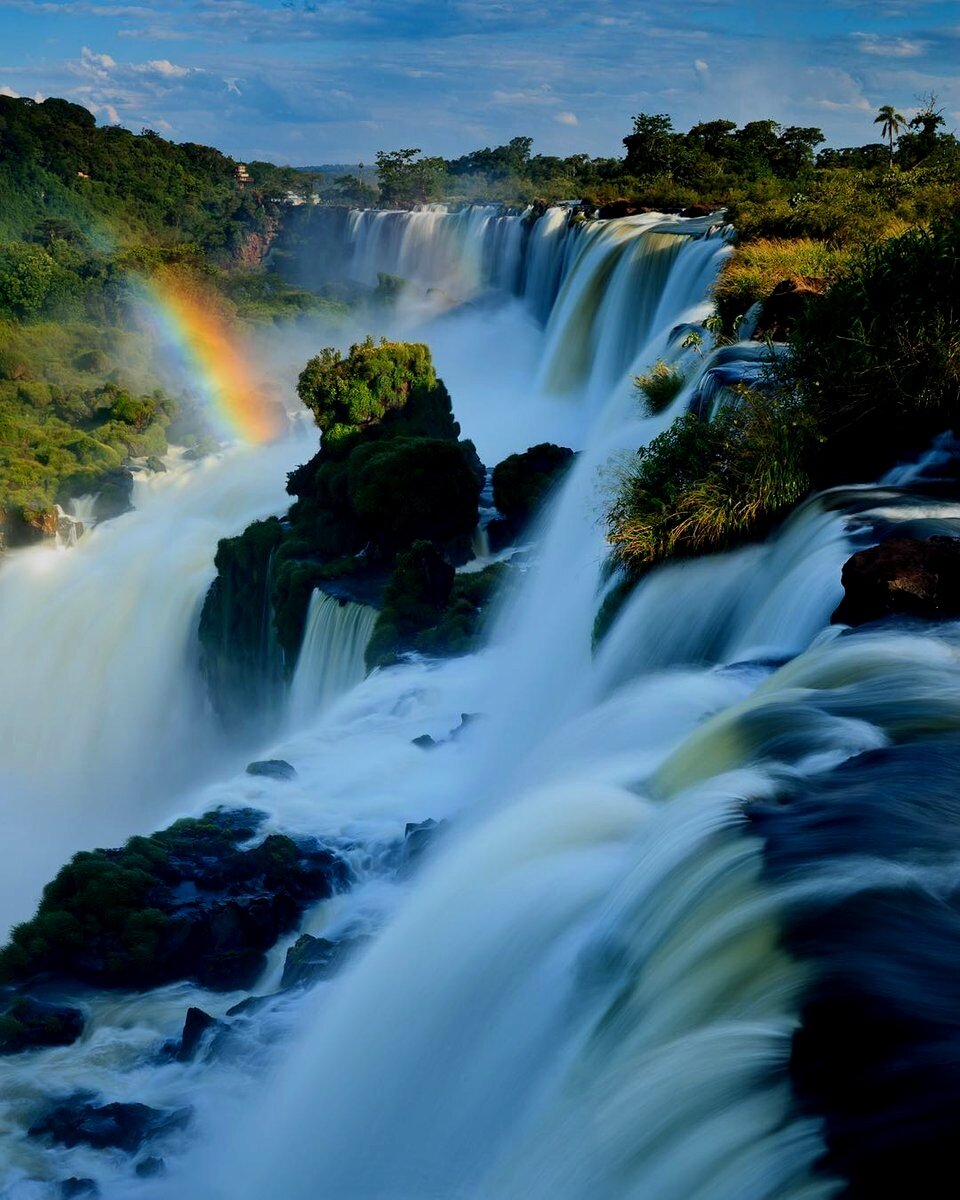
0, 808, 348, 992
491, 443, 574, 530
0, 994, 84, 1054
198, 518, 286, 730
366, 546, 506, 668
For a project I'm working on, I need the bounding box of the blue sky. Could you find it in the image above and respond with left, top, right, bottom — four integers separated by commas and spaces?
1, 0, 958, 164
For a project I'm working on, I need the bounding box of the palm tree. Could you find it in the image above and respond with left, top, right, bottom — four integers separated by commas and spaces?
874, 104, 907, 168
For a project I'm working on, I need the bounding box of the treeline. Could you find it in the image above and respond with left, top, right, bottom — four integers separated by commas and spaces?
322, 102, 960, 216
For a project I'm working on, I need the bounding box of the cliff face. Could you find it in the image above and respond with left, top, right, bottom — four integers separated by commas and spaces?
231, 213, 282, 268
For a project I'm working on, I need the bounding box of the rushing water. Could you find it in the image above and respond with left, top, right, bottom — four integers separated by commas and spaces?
2, 205, 959, 1200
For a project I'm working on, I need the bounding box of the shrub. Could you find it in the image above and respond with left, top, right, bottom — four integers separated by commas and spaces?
607, 395, 813, 574
633, 361, 686, 414
713, 237, 848, 329
786, 213, 960, 485
347, 437, 482, 554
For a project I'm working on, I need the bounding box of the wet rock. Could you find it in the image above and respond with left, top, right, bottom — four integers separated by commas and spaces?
175, 1006, 224, 1062
144, 456, 167, 474
597, 199, 652, 220
492, 444, 575, 528
225, 993, 279, 1018
0, 504, 59, 550
0, 807, 349, 993
245, 759, 297, 781
0, 994, 84, 1054
679, 203, 714, 218
280, 933, 370, 990
833, 536, 960, 626
60, 1179, 98, 1198
399, 818, 449, 875
92, 468, 134, 523
135, 1157, 165, 1178
411, 734, 437, 749
30, 1097, 191, 1153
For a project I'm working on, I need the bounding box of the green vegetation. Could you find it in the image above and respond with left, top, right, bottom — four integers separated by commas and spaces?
632, 361, 687, 415
0, 809, 346, 991
0, 94, 340, 545
200, 340, 491, 727
607, 213, 960, 580
491, 443, 575, 525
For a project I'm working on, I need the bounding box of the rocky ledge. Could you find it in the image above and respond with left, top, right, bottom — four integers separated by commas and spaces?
833, 535, 960, 626
0, 808, 349, 994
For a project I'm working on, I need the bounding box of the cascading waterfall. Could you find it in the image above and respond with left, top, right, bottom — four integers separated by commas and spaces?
3, 206, 958, 1200
287, 589, 377, 724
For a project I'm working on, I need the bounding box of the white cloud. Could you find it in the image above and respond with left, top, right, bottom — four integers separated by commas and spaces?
138, 58, 190, 77
81, 46, 117, 74
852, 32, 927, 58
555, 110, 578, 125
0, 84, 18, 96
694, 58, 709, 75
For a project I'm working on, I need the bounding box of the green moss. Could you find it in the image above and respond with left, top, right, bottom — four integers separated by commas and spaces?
491, 443, 574, 524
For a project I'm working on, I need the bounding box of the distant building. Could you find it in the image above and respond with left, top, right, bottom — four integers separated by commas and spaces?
76, 170, 90, 180
236, 163, 251, 185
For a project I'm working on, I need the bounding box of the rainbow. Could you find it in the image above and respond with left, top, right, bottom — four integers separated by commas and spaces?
135, 273, 286, 445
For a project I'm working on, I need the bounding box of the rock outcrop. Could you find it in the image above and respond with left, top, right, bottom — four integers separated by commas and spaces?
833, 536, 960, 626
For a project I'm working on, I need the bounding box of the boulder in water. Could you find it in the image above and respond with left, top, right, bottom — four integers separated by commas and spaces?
280, 932, 370, 989
245, 759, 297, 781
30, 1097, 191, 1153
492, 444, 575, 527
92, 468, 134, 523
0, 808, 349, 992
833, 536, 960, 626
60, 1180, 99, 1198
174, 1006, 224, 1061
0, 994, 84, 1054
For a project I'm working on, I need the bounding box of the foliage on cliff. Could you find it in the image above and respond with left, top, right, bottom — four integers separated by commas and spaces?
200, 340, 487, 727
607, 213, 960, 579
0, 95, 337, 545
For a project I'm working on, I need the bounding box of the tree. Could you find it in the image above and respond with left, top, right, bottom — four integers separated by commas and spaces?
622, 113, 679, 178
374, 148, 446, 206
874, 104, 907, 168
775, 126, 825, 177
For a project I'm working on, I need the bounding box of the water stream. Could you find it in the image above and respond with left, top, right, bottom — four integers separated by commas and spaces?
2, 205, 958, 1199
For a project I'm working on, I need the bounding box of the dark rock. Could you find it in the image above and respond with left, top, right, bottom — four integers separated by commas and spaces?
598, 199, 649, 220
0, 807, 349, 993
92, 468, 134, 523
412, 734, 437, 749
492, 444, 575, 529
135, 1157, 165, 1178
0, 995, 84, 1054
225, 993, 279, 1018
451, 712, 481, 739
832, 536, 960, 626
280, 933, 370, 990
176, 1007, 223, 1061
60, 1179, 98, 1198
0, 504, 59, 550
400, 818, 449, 875
144, 456, 167, 474
30, 1098, 191, 1153
245, 759, 297, 781
754, 276, 828, 342
679, 204, 714, 218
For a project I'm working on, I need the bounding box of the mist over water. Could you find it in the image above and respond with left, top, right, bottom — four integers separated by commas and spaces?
3, 206, 960, 1199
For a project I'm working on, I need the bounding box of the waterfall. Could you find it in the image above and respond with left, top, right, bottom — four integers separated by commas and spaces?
287, 589, 377, 724
4, 204, 957, 1200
